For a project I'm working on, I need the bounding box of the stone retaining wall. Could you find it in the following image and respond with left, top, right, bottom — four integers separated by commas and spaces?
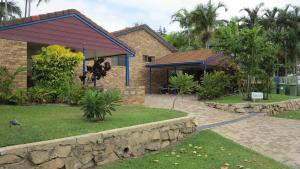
0, 116, 196, 169
206, 99, 300, 115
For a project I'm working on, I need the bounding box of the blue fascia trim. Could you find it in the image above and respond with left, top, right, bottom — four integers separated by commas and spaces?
0, 14, 135, 57
145, 61, 207, 68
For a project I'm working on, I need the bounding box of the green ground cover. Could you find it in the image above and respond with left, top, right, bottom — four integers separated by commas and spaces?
212, 94, 299, 104
104, 130, 290, 169
0, 105, 185, 147
275, 111, 300, 120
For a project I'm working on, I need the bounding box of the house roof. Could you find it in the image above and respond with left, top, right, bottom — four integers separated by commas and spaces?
146, 49, 231, 68
112, 24, 178, 52
0, 9, 135, 57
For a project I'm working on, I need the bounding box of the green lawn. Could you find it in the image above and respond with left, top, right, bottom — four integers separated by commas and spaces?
212, 94, 299, 104
0, 105, 185, 147
275, 111, 300, 120
104, 130, 290, 169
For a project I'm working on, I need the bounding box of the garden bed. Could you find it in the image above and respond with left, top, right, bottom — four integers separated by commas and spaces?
212, 94, 299, 104
103, 130, 290, 169
0, 105, 186, 147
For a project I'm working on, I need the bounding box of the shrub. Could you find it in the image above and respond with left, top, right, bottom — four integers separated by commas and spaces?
197, 71, 231, 100
66, 84, 89, 105
169, 72, 197, 109
0, 66, 27, 105
31, 45, 83, 101
27, 86, 57, 104
81, 89, 122, 121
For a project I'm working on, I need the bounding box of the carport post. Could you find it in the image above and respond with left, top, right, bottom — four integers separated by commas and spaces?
204, 61, 207, 73
125, 54, 130, 86
82, 48, 87, 85
149, 67, 152, 94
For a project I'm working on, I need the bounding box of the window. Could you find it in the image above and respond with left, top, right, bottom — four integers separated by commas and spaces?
143, 55, 155, 63
111, 56, 126, 66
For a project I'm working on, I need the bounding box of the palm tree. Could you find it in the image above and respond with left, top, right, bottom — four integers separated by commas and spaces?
191, 0, 227, 48
261, 7, 278, 30
0, 0, 21, 21
171, 9, 193, 48
239, 3, 264, 28
24, 0, 50, 17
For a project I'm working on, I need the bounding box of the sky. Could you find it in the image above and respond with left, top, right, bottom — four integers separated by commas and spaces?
16, 0, 300, 33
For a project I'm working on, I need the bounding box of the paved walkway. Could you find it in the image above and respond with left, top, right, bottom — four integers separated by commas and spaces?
144, 94, 243, 126
145, 94, 300, 169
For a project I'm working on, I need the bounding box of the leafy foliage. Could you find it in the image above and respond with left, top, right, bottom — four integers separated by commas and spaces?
0, 66, 27, 104
0, 0, 22, 21
81, 90, 122, 121
197, 71, 231, 100
27, 86, 57, 104
215, 23, 278, 100
31, 45, 83, 101
65, 84, 89, 105
169, 72, 197, 109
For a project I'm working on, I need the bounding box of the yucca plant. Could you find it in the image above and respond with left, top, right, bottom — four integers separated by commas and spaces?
81, 89, 122, 121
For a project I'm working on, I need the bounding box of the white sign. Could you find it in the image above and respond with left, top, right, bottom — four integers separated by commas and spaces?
251, 92, 263, 100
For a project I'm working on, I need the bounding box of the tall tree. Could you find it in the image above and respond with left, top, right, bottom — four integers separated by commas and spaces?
191, 0, 227, 48
0, 0, 21, 21
239, 3, 264, 28
171, 9, 193, 48
24, 0, 50, 17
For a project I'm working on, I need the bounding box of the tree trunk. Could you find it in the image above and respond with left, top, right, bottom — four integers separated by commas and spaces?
25, 0, 28, 17
171, 95, 179, 110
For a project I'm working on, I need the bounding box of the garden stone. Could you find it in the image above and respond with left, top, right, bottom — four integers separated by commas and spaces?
161, 141, 170, 148
145, 141, 161, 151
0, 154, 22, 165
79, 153, 93, 164
151, 131, 161, 141
235, 108, 247, 113
29, 151, 50, 165
160, 131, 169, 140
51, 145, 71, 158
65, 157, 82, 169
36, 158, 64, 169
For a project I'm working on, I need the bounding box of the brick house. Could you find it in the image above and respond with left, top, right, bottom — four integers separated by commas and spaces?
0, 9, 228, 104
94, 25, 178, 97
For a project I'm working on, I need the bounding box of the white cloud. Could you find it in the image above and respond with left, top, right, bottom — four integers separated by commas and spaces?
15, 0, 300, 33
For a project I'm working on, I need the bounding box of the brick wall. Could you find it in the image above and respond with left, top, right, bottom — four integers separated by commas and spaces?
0, 39, 27, 89
75, 29, 173, 99
122, 86, 145, 105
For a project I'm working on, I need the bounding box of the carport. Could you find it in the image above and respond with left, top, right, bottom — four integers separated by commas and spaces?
145, 49, 229, 94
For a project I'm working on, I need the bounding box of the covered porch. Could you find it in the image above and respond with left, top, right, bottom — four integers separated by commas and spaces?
0, 9, 135, 89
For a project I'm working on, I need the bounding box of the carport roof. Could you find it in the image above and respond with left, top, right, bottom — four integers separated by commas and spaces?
0, 9, 135, 57
146, 49, 231, 68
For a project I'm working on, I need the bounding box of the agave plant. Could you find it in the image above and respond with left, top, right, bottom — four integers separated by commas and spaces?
81, 89, 122, 121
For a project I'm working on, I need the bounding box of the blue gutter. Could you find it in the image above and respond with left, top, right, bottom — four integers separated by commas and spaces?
146, 61, 207, 68
0, 14, 135, 57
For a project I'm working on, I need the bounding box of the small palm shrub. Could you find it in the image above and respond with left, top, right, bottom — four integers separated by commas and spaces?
169, 72, 197, 109
81, 89, 122, 121
0, 66, 27, 105
197, 71, 231, 100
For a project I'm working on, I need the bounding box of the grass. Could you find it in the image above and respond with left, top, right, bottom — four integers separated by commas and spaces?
212, 94, 299, 104
0, 105, 185, 147
104, 130, 290, 169
274, 111, 300, 120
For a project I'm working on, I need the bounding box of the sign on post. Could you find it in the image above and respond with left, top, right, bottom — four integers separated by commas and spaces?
251, 92, 263, 101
